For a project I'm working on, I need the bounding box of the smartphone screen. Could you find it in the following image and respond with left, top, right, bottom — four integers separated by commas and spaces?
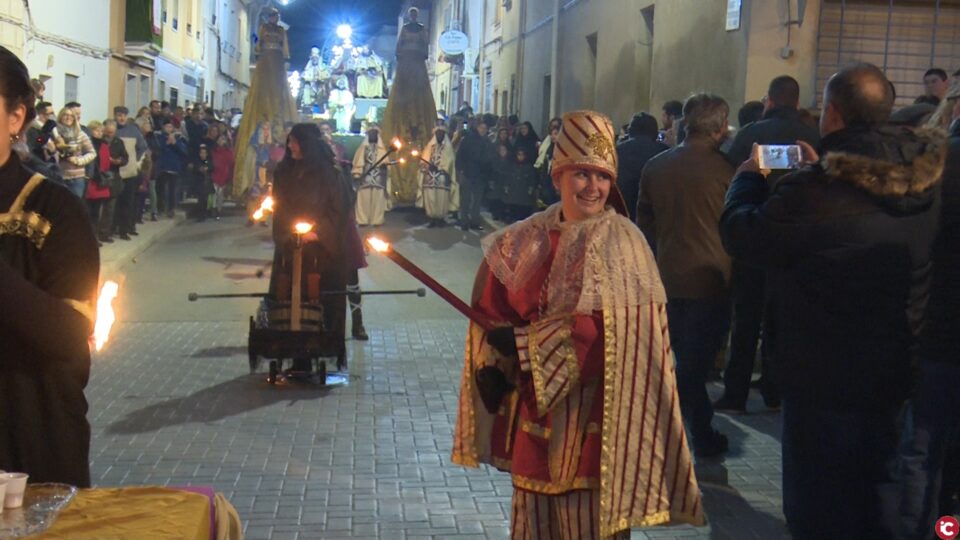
756, 144, 802, 170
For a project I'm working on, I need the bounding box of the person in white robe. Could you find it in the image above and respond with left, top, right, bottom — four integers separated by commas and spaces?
328, 77, 356, 133
351, 126, 390, 226
417, 126, 456, 227
300, 47, 329, 112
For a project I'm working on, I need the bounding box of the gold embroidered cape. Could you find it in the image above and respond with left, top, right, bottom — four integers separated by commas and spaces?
452, 205, 705, 537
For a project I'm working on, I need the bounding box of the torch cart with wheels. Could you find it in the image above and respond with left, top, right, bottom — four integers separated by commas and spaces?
249, 220, 346, 385
247, 298, 345, 385
188, 221, 425, 386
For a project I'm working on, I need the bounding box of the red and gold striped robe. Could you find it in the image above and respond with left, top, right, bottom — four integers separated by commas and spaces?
453, 210, 704, 538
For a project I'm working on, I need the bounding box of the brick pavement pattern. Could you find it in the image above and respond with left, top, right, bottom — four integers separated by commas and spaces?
88, 319, 789, 539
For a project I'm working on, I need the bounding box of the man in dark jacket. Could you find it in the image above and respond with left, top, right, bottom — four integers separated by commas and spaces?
456, 122, 495, 231
720, 63, 944, 539
637, 94, 734, 458
155, 121, 189, 218
616, 113, 667, 222
900, 87, 960, 539
715, 76, 821, 414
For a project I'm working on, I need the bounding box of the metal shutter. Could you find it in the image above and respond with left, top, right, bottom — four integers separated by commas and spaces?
816, 0, 960, 106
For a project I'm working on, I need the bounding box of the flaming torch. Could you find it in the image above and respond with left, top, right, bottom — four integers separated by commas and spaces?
252, 195, 275, 221
93, 280, 120, 352
289, 221, 315, 331
366, 237, 495, 331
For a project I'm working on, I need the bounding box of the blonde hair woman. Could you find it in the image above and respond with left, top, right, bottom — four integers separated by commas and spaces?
54, 106, 95, 197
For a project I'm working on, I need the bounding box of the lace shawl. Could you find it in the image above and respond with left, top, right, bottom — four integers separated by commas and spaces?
481, 204, 666, 316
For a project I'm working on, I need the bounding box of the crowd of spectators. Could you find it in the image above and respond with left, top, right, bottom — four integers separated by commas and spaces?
22, 95, 238, 244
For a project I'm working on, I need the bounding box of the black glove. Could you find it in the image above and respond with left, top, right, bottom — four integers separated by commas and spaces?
475, 366, 514, 414
485, 326, 518, 358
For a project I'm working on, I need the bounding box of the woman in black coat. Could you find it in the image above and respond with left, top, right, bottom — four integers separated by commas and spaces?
0, 46, 99, 487
268, 123, 350, 371
512, 121, 540, 162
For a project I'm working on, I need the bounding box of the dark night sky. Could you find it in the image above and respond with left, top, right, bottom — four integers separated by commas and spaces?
280, 0, 405, 68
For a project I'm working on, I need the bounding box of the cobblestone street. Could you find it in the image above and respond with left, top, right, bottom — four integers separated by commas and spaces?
85, 212, 789, 539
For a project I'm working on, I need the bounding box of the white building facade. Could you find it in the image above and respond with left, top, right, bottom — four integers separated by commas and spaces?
0, 0, 113, 120
201, 0, 250, 110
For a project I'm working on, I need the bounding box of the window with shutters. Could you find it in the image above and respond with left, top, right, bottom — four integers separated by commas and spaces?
64, 74, 78, 104
817, 0, 960, 107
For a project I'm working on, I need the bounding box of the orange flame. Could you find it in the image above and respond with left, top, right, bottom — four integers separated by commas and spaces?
294, 221, 314, 234
366, 236, 390, 253
94, 280, 119, 352
252, 195, 275, 221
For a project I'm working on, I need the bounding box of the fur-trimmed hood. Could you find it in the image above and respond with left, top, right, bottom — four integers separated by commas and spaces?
821, 125, 947, 200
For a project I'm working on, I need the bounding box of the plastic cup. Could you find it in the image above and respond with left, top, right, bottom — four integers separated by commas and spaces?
0, 480, 7, 514
0, 473, 28, 508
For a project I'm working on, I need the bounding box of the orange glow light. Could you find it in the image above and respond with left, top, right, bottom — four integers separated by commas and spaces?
94, 280, 120, 352
294, 221, 314, 234
392, 138, 403, 150
410, 149, 420, 157
398, 157, 406, 165
366, 236, 390, 253
252, 195, 275, 221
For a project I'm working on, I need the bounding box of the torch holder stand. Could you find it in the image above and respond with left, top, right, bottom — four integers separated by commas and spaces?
248, 233, 347, 386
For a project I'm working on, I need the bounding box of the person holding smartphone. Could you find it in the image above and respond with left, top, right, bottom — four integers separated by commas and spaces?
720, 63, 944, 538
713, 76, 821, 416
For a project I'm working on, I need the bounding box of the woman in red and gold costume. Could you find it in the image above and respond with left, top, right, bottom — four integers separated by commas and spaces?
453, 110, 704, 539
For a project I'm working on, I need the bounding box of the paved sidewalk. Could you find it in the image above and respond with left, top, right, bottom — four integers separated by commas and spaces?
100, 214, 184, 278
86, 211, 789, 539
89, 318, 788, 539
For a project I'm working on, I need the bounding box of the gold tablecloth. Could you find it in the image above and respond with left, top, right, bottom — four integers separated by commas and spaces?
29, 487, 211, 539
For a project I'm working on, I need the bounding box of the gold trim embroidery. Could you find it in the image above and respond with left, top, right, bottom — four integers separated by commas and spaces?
519, 419, 551, 439
600, 303, 617, 538
11, 174, 44, 211
511, 473, 599, 494
0, 174, 51, 249
527, 316, 578, 417
492, 456, 513, 471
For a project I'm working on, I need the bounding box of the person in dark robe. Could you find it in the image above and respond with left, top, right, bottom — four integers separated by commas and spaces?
0, 45, 99, 487
503, 147, 539, 222
268, 123, 350, 371
487, 129, 513, 221
320, 125, 368, 341
490, 143, 513, 222
511, 121, 540, 163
